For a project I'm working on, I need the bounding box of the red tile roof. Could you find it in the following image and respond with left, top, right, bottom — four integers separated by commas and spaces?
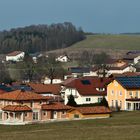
42, 102, 72, 110
2, 105, 32, 112
29, 83, 62, 95
7, 51, 23, 56
74, 106, 111, 115
112, 72, 140, 77
0, 90, 49, 101
62, 77, 112, 96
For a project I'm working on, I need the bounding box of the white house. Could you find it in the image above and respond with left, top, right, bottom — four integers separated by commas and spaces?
91, 63, 136, 77
43, 77, 63, 84
61, 77, 112, 105
134, 56, 140, 64
56, 55, 70, 62
6, 51, 25, 62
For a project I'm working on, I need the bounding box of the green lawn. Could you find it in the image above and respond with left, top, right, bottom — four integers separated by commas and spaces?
0, 111, 140, 140
70, 35, 140, 50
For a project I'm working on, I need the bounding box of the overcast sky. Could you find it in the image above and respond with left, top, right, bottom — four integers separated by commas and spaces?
0, 0, 140, 33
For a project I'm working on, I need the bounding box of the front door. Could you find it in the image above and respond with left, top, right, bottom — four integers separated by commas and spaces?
53, 111, 57, 119
33, 112, 39, 121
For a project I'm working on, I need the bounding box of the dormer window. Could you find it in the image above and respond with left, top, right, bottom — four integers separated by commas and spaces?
96, 88, 105, 92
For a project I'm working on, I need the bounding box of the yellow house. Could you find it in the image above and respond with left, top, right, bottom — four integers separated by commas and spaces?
67, 106, 111, 119
107, 76, 140, 111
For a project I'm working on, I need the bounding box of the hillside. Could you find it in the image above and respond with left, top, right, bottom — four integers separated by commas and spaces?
70, 34, 140, 50
47, 34, 140, 58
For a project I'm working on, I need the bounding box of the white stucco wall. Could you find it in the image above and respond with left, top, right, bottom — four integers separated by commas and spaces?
63, 88, 104, 105
6, 52, 25, 62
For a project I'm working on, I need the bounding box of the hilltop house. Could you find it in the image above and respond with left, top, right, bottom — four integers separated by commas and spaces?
107, 76, 140, 111
92, 62, 136, 77
61, 77, 112, 105
65, 67, 92, 79
6, 51, 25, 62
56, 55, 70, 62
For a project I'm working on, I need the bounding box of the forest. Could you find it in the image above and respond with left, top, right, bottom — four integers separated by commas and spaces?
0, 22, 85, 54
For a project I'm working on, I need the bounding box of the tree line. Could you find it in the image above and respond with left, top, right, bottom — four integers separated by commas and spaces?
0, 22, 85, 54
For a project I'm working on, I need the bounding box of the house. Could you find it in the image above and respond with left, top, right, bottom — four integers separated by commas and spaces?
0, 88, 111, 125
43, 77, 63, 84
67, 106, 111, 119
107, 76, 140, 111
29, 52, 43, 63
41, 102, 72, 120
91, 63, 136, 77
134, 56, 140, 64
107, 64, 136, 75
65, 67, 92, 79
56, 55, 70, 62
28, 83, 62, 97
61, 77, 112, 105
0, 89, 51, 125
123, 52, 140, 64
6, 51, 25, 62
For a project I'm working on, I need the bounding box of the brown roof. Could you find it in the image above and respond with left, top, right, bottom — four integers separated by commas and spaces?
2, 105, 32, 112
111, 72, 140, 78
0, 90, 49, 101
109, 63, 129, 70
7, 51, 23, 56
73, 106, 111, 115
42, 102, 72, 110
29, 83, 62, 95
62, 77, 112, 96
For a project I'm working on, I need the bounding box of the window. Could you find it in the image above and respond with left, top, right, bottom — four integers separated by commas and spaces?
115, 100, 118, 107
127, 103, 131, 110
33, 112, 39, 120
74, 114, 79, 118
30, 102, 34, 108
111, 90, 114, 95
112, 100, 114, 107
62, 111, 66, 115
86, 98, 91, 102
98, 98, 102, 103
120, 91, 122, 96
98, 88, 105, 91
120, 101, 122, 109
136, 91, 139, 98
43, 111, 47, 116
129, 91, 132, 96
25, 112, 27, 117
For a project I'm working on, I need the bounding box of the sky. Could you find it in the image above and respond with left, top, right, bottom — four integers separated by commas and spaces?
0, 0, 140, 33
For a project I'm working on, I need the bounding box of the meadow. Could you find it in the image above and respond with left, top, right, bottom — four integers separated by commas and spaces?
70, 34, 140, 50
0, 111, 140, 140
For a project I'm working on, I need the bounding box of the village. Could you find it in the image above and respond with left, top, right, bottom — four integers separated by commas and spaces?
0, 50, 140, 125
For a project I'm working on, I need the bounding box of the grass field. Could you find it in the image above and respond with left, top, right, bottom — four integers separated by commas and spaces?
0, 111, 140, 140
70, 34, 140, 50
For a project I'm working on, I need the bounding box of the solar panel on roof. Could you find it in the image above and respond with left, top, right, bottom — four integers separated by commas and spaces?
116, 76, 140, 88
